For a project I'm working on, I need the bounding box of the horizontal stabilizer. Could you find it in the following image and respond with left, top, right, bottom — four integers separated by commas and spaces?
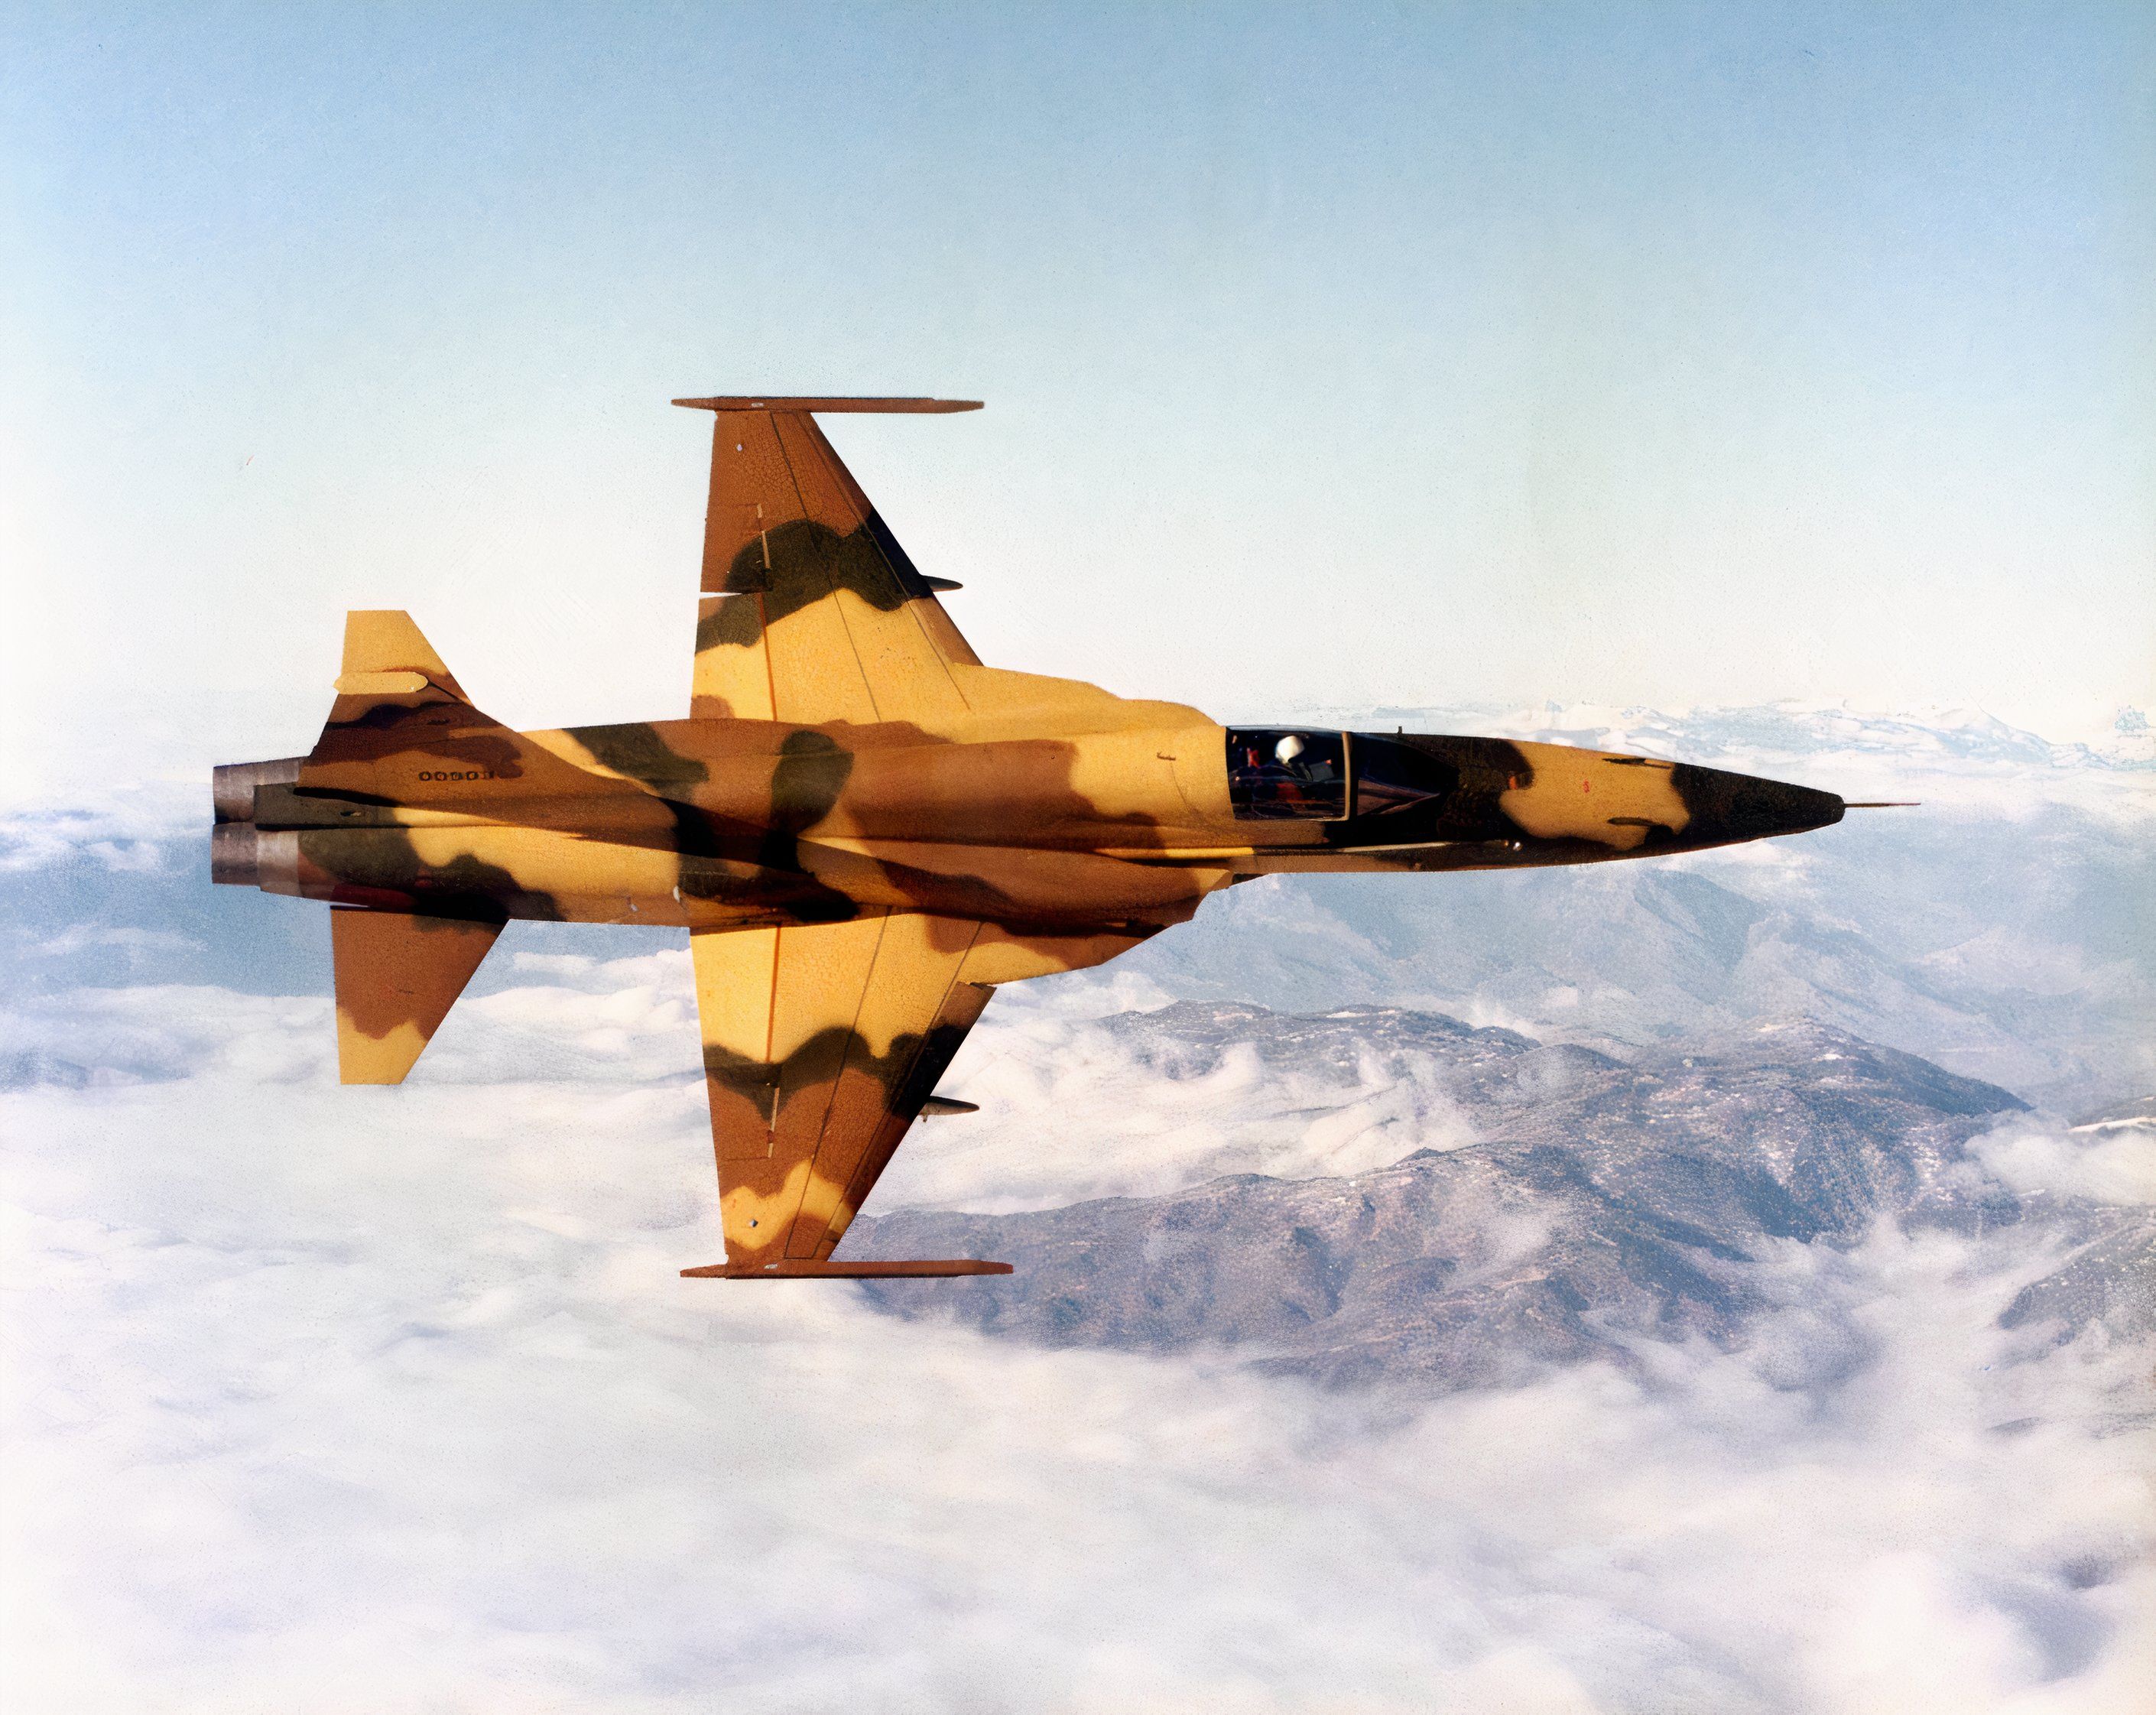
681, 1259, 1012, 1280
332, 906, 502, 1084
672, 395, 981, 414
680, 398, 987, 723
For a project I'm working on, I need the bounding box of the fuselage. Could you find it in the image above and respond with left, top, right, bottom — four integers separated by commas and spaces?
212, 709, 1845, 936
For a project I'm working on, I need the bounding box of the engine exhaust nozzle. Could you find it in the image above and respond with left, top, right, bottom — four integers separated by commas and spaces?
209, 821, 258, 886
212, 756, 305, 825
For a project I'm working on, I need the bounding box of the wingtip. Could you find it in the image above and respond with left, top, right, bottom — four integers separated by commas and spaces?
671, 395, 983, 414
681, 1259, 1013, 1279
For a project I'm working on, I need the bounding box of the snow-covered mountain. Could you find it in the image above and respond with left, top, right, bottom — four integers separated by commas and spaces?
855, 1003, 2152, 1392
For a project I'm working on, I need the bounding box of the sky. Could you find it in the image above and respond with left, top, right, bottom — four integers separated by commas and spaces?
4, 12, 2154, 1702
3, 1, 2151, 798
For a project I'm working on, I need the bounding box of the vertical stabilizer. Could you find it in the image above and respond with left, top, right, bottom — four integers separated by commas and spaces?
338, 610, 469, 699
301, 611, 591, 804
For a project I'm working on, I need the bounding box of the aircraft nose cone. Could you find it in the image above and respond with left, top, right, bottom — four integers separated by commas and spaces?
1671, 763, 1844, 846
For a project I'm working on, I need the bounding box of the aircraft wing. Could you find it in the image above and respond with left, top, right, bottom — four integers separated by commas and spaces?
684, 911, 1003, 1277
676, 396, 984, 729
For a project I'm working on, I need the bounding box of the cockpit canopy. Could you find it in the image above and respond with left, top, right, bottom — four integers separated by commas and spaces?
1225, 729, 1466, 825
1226, 729, 1347, 819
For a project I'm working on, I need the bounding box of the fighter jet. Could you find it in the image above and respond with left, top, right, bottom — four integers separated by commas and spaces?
211, 397, 1851, 1279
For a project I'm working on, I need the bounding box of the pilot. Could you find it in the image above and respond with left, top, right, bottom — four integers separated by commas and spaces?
1275, 733, 1337, 785
1271, 732, 1326, 810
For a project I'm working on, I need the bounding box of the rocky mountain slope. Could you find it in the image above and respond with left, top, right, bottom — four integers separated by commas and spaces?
852, 1004, 2149, 1392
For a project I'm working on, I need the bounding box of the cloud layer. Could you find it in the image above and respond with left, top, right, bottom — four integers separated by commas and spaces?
5, 962, 2153, 1712
5, 713, 2152, 1710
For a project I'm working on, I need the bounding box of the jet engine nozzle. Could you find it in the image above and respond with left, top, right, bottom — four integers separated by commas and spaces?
212, 756, 305, 825
209, 822, 258, 886
211, 756, 307, 888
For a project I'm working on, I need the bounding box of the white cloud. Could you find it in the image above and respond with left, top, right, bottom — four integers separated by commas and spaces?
4, 729, 2152, 1712
4, 974, 2154, 1713
0, 985, 332, 1086
0, 960, 1476, 1213
883, 1008, 1479, 1213
36, 924, 204, 959
1976, 1121, 2156, 1207
0, 784, 204, 873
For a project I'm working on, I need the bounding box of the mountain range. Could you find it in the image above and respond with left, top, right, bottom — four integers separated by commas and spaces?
853, 1002, 2151, 1392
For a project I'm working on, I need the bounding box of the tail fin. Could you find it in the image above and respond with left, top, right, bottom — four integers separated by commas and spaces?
299, 612, 584, 802
331, 905, 502, 1083
333, 609, 472, 703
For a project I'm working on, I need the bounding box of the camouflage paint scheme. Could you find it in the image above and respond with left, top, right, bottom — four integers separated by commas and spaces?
212, 398, 1846, 1279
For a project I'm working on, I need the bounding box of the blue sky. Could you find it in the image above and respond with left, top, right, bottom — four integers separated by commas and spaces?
4, 2, 2150, 793
5, 14, 2155, 1704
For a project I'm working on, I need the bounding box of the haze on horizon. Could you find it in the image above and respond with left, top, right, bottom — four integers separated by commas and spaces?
3, 2, 2150, 794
